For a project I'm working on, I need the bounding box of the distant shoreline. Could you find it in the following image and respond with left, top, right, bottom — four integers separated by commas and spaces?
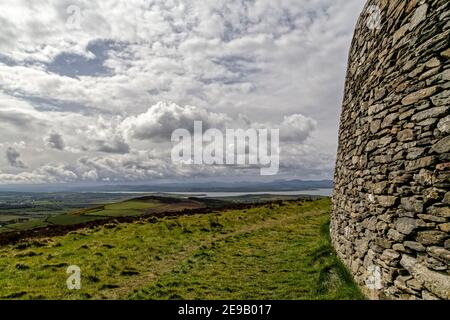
87, 188, 333, 197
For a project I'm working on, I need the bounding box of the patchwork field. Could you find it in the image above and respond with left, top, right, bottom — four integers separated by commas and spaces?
0, 196, 206, 233
0, 198, 364, 300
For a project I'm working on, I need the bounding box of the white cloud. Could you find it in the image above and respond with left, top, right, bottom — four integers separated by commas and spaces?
0, 0, 365, 184
279, 114, 317, 142
120, 101, 231, 141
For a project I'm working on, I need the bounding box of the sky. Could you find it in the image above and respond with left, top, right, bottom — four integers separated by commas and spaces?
0, 0, 366, 185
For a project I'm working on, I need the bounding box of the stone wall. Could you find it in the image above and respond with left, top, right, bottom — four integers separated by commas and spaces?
331, 0, 450, 300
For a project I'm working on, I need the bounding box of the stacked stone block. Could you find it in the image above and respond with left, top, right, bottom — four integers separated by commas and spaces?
331, 0, 450, 300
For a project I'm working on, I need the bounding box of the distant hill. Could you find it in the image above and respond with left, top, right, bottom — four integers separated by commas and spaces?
75, 179, 333, 193
0, 179, 333, 193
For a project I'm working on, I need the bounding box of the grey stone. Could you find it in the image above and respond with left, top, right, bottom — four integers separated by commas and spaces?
401, 86, 438, 106
381, 113, 398, 128
388, 229, 405, 241
431, 90, 450, 107
427, 247, 450, 264
408, 4, 428, 30
393, 243, 407, 252
400, 197, 424, 213
393, 24, 409, 44
371, 181, 388, 194
437, 115, 450, 134
381, 249, 400, 264
442, 48, 450, 59
428, 206, 450, 218
370, 119, 382, 134
426, 257, 447, 271
405, 156, 435, 171
397, 129, 414, 142
424, 58, 441, 69
377, 196, 398, 208
395, 218, 422, 235
439, 223, 450, 233
414, 169, 433, 186
366, 140, 378, 152
404, 241, 426, 252
406, 279, 422, 291
416, 231, 448, 246
368, 104, 387, 116
432, 136, 450, 154
444, 192, 450, 204
422, 290, 440, 300
445, 239, 450, 250
418, 214, 446, 223
400, 255, 450, 300
411, 107, 448, 122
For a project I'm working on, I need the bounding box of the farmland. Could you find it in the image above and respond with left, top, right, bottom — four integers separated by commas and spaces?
0, 193, 206, 233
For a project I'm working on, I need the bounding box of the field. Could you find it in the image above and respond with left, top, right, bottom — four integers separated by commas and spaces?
0, 193, 319, 234
0, 198, 364, 300
0, 192, 138, 232
0, 195, 206, 233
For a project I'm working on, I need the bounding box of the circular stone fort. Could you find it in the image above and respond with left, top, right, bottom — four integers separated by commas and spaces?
331, 0, 450, 299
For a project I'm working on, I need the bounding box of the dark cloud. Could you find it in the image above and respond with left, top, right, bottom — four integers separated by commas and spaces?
45, 132, 65, 150
5, 147, 27, 168
0, 110, 34, 127
94, 139, 130, 154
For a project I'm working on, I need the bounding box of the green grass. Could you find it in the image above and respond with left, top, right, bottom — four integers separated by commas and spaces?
46, 215, 108, 226
0, 198, 202, 233
0, 199, 364, 300
2, 219, 49, 232
82, 200, 163, 217
0, 215, 27, 222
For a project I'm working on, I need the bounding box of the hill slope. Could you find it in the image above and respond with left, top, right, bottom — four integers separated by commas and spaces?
0, 198, 363, 300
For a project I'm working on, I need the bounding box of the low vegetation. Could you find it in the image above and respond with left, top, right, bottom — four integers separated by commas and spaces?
0, 196, 205, 233
0, 198, 364, 300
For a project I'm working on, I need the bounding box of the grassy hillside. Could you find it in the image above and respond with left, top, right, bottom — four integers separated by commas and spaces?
0, 196, 205, 233
0, 198, 364, 300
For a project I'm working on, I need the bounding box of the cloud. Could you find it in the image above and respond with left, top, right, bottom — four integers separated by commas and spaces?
5, 147, 27, 168
94, 139, 130, 154
84, 116, 131, 154
37, 164, 78, 182
45, 132, 66, 150
0, 164, 77, 184
77, 152, 171, 181
0, 110, 35, 127
279, 114, 317, 142
0, 0, 366, 184
120, 101, 231, 141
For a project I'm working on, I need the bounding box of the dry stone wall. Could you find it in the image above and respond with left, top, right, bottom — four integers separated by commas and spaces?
331, 0, 450, 300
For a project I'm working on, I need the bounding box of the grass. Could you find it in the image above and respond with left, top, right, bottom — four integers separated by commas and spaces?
2, 219, 49, 232
0, 198, 364, 300
46, 215, 108, 226
82, 200, 164, 217
0, 198, 204, 233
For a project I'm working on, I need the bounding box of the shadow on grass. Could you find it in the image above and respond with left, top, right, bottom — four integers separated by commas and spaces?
310, 221, 366, 299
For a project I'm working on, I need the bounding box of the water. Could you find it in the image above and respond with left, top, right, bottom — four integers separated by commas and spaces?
163, 188, 333, 198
